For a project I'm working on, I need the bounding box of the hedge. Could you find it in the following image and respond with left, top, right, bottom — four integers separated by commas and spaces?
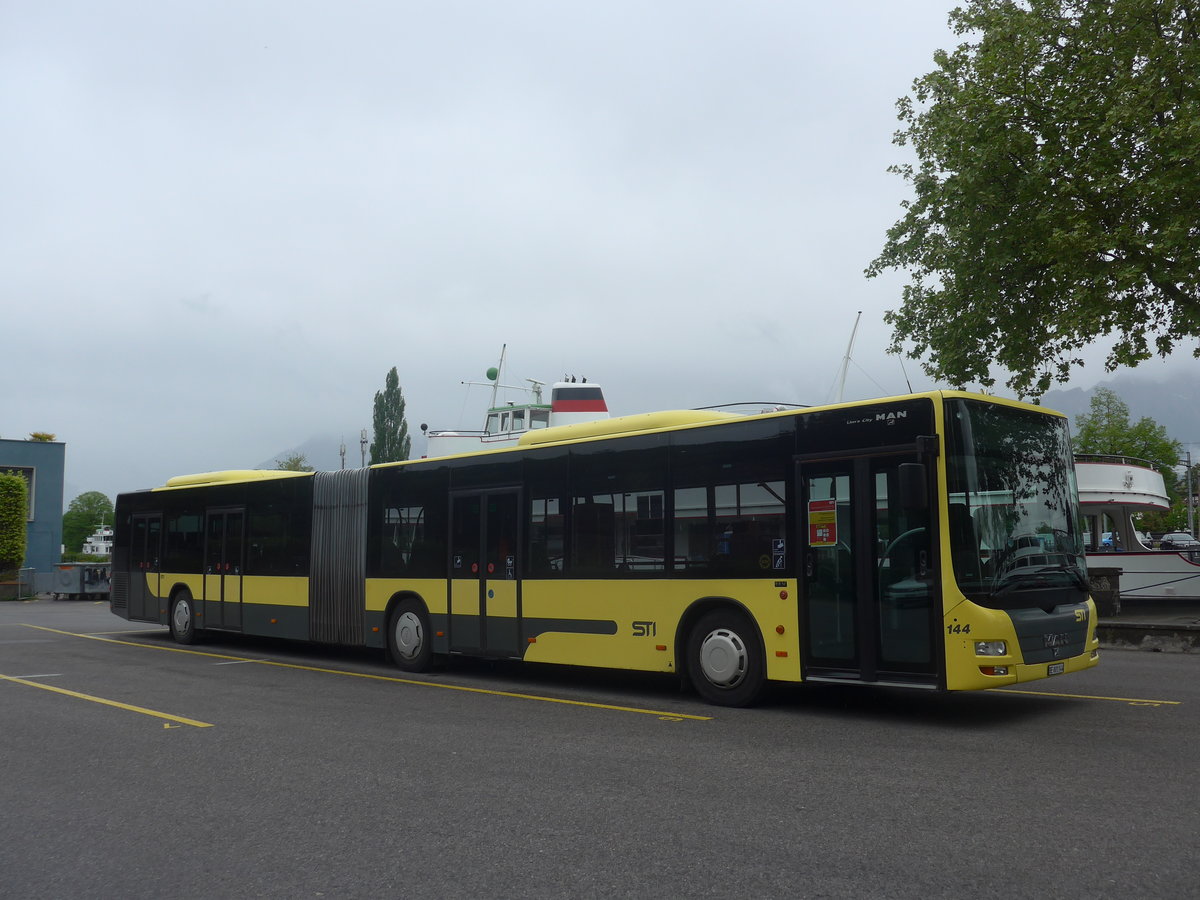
0, 472, 29, 572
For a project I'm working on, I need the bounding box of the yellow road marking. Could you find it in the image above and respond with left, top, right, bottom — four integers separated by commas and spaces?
0, 673, 214, 727
991, 688, 1181, 706
22, 624, 713, 721
258, 658, 713, 719
23, 625, 253, 661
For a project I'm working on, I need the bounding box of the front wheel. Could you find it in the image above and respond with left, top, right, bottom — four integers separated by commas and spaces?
686, 608, 765, 707
169, 590, 200, 645
388, 599, 434, 672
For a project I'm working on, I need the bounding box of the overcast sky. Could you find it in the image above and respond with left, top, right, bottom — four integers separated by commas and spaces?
3, 1, 1187, 506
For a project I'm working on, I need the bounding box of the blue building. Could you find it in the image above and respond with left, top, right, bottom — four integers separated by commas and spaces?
1, 438, 65, 573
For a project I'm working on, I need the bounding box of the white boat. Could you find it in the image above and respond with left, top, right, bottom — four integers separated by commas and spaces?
82, 524, 114, 557
1076, 454, 1200, 602
421, 347, 609, 457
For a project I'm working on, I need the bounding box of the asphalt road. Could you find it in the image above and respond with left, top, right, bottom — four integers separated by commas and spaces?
2, 598, 1197, 899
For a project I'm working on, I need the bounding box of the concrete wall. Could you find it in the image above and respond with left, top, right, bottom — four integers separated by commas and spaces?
0, 438, 65, 573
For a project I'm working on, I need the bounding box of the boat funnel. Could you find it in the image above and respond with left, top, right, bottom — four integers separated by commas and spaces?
549, 381, 609, 427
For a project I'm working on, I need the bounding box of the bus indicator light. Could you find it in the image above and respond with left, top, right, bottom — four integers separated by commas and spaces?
775, 651, 788, 658
776, 625, 785, 634
779, 590, 788, 600
656, 644, 667, 651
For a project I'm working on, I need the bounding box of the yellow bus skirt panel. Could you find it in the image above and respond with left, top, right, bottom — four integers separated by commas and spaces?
239, 576, 309, 607
520, 578, 801, 681
365, 579, 450, 616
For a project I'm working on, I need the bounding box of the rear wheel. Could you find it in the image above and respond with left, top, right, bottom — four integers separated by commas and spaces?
169, 590, 200, 645
388, 599, 433, 672
686, 608, 765, 707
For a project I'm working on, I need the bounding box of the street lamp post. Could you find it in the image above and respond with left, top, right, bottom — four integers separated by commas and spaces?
1188, 450, 1196, 537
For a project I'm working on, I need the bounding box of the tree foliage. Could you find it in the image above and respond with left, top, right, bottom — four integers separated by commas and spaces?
1074, 385, 1181, 461
868, 0, 1200, 396
0, 472, 29, 572
61, 491, 114, 556
370, 367, 412, 465
274, 453, 314, 472
27, 432, 57, 442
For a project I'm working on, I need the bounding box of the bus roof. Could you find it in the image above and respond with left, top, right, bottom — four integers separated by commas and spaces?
516, 409, 739, 447
160, 470, 313, 490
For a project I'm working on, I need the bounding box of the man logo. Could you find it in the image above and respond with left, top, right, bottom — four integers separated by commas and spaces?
1044, 632, 1070, 657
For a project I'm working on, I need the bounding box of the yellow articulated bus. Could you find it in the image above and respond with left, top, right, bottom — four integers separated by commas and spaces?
111, 391, 1099, 706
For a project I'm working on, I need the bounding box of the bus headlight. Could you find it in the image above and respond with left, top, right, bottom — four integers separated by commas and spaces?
974, 640, 1007, 656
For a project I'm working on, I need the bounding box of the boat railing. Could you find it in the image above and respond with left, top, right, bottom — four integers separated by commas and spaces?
1074, 453, 1162, 471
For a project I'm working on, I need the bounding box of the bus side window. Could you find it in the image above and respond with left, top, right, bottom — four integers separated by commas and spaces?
528, 497, 563, 576
673, 481, 786, 576
570, 499, 615, 574
567, 442, 668, 578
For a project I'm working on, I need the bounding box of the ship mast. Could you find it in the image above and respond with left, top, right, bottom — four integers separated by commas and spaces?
488, 344, 507, 409
835, 311, 862, 403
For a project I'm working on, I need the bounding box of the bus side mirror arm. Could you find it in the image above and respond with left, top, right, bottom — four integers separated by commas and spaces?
898, 463, 928, 512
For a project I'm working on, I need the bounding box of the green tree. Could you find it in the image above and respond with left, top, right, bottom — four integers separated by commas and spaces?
27, 432, 57, 441
868, 0, 1200, 396
369, 367, 412, 465
61, 491, 114, 556
1073, 387, 1182, 468
0, 472, 29, 574
274, 453, 314, 472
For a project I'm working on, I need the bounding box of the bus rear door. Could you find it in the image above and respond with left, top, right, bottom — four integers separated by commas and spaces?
449, 489, 521, 657
129, 513, 162, 622
204, 508, 245, 630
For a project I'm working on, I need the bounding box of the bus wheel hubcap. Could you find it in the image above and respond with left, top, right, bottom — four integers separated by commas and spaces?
173, 600, 190, 633
394, 612, 423, 659
699, 628, 747, 687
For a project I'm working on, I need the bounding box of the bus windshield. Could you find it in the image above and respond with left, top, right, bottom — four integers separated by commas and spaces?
944, 398, 1087, 609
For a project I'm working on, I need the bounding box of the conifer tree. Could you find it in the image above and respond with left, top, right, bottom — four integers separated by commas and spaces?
369, 367, 412, 465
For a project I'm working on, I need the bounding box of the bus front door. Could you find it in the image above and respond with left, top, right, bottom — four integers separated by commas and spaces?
130, 514, 162, 622
204, 509, 245, 630
799, 455, 938, 686
449, 490, 521, 657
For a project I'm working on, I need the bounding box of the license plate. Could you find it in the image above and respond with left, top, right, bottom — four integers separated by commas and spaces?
1048, 662, 1065, 676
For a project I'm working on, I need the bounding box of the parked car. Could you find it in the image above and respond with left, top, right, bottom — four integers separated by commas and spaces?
1158, 532, 1200, 550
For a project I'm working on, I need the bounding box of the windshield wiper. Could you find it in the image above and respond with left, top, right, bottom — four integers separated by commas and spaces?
1032, 564, 1089, 592
992, 564, 1089, 597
